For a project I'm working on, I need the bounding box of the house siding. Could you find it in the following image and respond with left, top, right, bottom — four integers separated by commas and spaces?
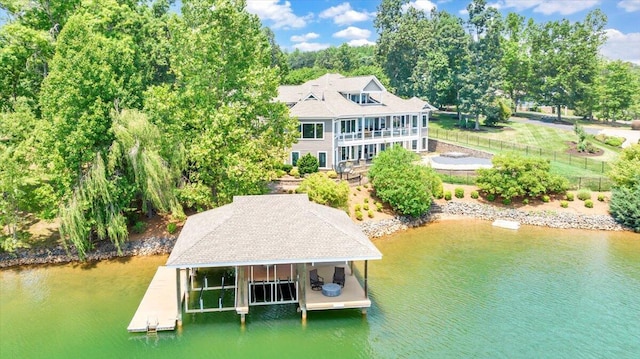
289, 119, 334, 168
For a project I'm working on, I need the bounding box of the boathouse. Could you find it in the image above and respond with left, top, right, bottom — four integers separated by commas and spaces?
128, 194, 382, 332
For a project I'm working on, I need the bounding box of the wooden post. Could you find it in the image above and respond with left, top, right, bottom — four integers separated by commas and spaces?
364, 260, 368, 299
240, 314, 245, 325
176, 268, 183, 327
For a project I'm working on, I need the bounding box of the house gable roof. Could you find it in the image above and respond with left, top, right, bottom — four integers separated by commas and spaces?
166, 194, 382, 268
276, 73, 433, 119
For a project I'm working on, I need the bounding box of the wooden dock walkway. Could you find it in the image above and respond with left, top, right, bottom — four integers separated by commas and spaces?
128, 266, 179, 333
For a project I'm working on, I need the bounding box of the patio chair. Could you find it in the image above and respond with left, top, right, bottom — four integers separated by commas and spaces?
309, 269, 324, 291
333, 267, 345, 287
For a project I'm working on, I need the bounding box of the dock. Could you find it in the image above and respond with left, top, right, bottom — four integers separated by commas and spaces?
128, 266, 179, 333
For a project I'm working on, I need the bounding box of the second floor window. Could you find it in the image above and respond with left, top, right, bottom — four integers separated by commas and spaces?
299, 123, 324, 139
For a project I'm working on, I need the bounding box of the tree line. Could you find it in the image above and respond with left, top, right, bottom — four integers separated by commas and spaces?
283, 0, 640, 126
0, 0, 297, 257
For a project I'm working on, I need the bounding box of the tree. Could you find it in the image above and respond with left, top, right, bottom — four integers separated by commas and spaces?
596, 60, 637, 121
413, 10, 469, 113
476, 154, 569, 200
162, 0, 298, 206
369, 146, 441, 217
500, 13, 532, 112
530, 10, 607, 122
484, 97, 513, 126
609, 181, 640, 232
297, 172, 350, 211
608, 144, 640, 188
39, 0, 144, 197
297, 153, 319, 176
459, 0, 503, 130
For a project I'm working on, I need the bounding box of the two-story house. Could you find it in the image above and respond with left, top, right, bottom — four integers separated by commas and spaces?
277, 73, 435, 171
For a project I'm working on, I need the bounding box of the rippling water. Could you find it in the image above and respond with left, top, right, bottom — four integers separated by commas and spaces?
1, 221, 639, 358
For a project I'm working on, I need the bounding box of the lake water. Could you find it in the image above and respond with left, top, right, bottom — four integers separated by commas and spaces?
1, 220, 639, 358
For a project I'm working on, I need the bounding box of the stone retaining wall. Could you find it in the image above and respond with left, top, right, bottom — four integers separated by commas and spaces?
428, 139, 493, 159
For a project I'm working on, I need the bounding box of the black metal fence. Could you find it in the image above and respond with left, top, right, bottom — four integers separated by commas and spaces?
430, 128, 612, 174
436, 170, 613, 192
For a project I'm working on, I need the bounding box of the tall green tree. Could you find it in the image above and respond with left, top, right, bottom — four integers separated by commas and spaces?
500, 13, 532, 112
530, 9, 607, 121
459, 0, 503, 130
595, 60, 637, 121
162, 0, 297, 206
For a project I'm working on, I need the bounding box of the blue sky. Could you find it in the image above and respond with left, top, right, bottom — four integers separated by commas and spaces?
1, 1, 638, 63
242, 0, 640, 64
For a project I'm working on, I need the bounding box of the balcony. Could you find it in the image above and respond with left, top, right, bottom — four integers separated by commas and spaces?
336, 128, 419, 144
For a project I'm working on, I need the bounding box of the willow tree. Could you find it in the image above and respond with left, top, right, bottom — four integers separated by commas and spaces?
156, 0, 297, 207
60, 109, 183, 259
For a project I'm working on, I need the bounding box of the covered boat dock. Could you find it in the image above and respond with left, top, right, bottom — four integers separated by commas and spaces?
129, 194, 381, 332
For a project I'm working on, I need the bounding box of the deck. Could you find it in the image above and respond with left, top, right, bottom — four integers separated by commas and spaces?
304, 265, 371, 311
127, 266, 180, 333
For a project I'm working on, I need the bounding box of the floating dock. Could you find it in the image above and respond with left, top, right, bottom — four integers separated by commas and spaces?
492, 219, 521, 230
128, 266, 179, 333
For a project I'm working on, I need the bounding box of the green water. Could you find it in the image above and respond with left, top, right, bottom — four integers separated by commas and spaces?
2, 221, 639, 358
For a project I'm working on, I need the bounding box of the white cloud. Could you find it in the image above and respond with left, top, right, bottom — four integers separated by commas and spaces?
290, 32, 320, 42
319, 2, 373, 25
601, 28, 640, 64
618, 0, 640, 12
333, 26, 371, 40
293, 42, 331, 52
458, 8, 469, 15
245, 0, 311, 29
402, 0, 437, 13
488, 0, 599, 15
347, 39, 376, 47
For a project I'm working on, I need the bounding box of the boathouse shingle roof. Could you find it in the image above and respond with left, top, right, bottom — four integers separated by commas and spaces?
166, 194, 382, 268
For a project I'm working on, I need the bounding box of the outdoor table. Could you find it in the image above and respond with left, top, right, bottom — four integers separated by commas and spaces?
321, 283, 342, 297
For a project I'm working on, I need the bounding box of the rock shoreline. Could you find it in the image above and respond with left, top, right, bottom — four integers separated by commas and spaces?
0, 202, 628, 269
359, 201, 627, 238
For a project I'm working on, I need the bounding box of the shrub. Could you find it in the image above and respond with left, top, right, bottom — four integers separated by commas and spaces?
287, 189, 294, 194
487, 193, 496, 202
368, 210, 374, 218
542, 195, 550, 203
281, 163, 293, 173
355, 204, 361, 211
560, 200, 569, 208
502, 198, 511, 205
609, 144, 640, 188
353, 192, 357, 196
132, 221, 146, 234
565, 192, 575, 201
376, 202, 383, 212
584, 199, 594, 208
289, 167, 300, 178
470, 191, 479, 199
476, 154, 568, 200
167, 222, 178, 234
363, 203, 369, 211
454, 187, 464, 198
605, 136, 625, 147
597, 194, 606, 202
610, 182, 640, 232
356, 186, 362, 191
297, 172, 350, 210
297, 153, 319, 175
326, 170, 338, 179
444, 191, 452, 201
364, 198, 369, 203
522, 198, 529, 205
355, 210, 363, 221
275, 169, 286, 178
577, 189, 591, 201
368, 146, 441, 217
364, 183, 369, 188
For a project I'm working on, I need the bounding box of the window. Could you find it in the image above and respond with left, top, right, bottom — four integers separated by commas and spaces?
422, 137, 427, 150
412, 115, 418, 128
422, 115, 428, 128
340, 119, 356, 133
300, 122, 324, 139
318, 152, 327, 168
412, 140, 418, 150
291, 152, 299, 166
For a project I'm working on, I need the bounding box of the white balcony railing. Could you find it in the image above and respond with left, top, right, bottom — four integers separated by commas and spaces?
336, 128, 419, 143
